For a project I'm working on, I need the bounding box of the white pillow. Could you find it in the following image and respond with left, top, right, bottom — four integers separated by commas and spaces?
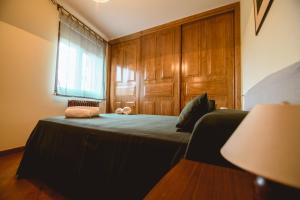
65, 106, 100, 118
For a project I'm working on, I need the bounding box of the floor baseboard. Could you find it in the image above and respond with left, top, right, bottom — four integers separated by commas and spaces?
0, 146, 25, 157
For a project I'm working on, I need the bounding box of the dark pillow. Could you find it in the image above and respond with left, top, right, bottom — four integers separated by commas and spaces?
208, 100, 216, 112
176, 93, 210, 132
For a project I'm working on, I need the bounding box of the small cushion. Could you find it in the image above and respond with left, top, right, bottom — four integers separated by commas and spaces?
176, 93, 209, 132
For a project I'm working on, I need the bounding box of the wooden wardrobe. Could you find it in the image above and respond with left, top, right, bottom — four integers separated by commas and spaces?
109, 3, 240, 116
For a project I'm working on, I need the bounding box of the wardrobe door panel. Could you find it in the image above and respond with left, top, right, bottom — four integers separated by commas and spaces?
143, 101, 155, 115
110, 39, 140, 114
144, 83, 174, 97
182, 22, 200, 77
156, 29, 175, 80
142, 34, 156, 81
158, 100, 174, 116
123, 43, 137, 82
110, 44, 123, 112
182, 12, 235, 109
140, 27, 180, 116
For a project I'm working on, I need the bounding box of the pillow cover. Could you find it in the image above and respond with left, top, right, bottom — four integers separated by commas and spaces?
176, 93, 210, 132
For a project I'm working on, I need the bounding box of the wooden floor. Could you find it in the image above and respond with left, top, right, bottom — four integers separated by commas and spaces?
0, 152, 66, 200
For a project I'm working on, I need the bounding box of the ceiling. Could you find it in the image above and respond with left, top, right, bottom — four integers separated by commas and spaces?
62, 0, 238, 40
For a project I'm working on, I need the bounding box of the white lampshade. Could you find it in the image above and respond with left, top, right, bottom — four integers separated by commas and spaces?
221, 104, 300, 189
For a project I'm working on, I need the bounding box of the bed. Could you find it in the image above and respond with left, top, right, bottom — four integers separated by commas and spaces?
17, 114, 190, 199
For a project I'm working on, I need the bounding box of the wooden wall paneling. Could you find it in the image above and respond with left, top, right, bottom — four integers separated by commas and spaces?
182, 21, 199, 77
234, 4, 241, 109
181, 12, 235, 109
142, 34, 156, 81
110, 3, 241, 113
181, 21, 200, 108
139, 33, 156, 115
110, 43, 121, 112
143, 101, 155, 115
139, 27, 181, 116
202, 12, 234, 108
110, 39, 140, 113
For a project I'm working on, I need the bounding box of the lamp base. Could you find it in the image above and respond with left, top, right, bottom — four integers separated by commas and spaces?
254, 176, 300, 200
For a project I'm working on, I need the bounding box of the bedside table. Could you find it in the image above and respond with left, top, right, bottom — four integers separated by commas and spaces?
145, 159, 255, 200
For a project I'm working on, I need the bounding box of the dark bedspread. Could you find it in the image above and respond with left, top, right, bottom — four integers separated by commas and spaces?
17, 114, 190, 199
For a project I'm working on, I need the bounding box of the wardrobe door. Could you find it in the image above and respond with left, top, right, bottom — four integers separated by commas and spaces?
110, 39, 140, 113
182, 12, 235, 109
140, 27, 181, 115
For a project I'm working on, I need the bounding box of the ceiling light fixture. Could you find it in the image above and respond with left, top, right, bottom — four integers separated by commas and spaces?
93, 0, 110, 3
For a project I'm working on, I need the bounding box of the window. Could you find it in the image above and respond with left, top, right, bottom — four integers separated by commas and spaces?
55, 11, 106, 100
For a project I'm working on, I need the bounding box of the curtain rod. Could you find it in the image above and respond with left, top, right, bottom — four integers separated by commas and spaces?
49, 0, 107, 43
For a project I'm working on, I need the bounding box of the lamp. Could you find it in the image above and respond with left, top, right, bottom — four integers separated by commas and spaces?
221, 104, 300, 199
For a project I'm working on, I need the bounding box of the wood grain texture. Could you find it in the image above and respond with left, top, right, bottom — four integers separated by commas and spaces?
234, 5, 241, 109
145, 159, 255, 200
144, 83, 174, 97
139, 27, 181, 116
109, 3, 241, 114
142, 101, 155, 115
0, 152, 66, 200
181, 12, 236, 109
110, 39, 140, 114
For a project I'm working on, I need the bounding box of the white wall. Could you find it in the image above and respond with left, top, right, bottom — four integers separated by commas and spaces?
0, 0, 107, 151
241, 0, 300, 94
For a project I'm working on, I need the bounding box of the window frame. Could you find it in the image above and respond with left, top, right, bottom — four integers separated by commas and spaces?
54, 21, 107, 100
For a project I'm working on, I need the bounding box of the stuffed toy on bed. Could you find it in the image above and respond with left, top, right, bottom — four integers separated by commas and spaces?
115, 107, 132, 115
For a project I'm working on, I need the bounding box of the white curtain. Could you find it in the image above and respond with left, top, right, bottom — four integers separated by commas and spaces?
55, 10, 106, 100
